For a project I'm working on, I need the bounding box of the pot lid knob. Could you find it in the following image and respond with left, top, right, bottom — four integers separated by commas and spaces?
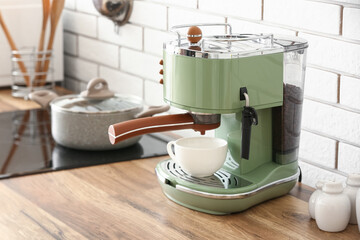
80, 78, 115, 99
187, 26, 202, 44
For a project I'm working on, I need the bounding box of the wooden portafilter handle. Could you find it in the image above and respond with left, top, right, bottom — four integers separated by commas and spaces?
108, 113, 220, 145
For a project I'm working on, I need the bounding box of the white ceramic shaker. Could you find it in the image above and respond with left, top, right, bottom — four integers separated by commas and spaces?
308, 180, 325, 219
315, 182, 351, 232
357, 189, 360, 232
343, 173, 360, 224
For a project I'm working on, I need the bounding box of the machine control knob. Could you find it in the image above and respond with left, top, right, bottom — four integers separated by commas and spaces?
187, 26, 202, 44
159, 59, 164, 85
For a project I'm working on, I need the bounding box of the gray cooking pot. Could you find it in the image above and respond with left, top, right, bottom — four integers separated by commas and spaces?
29, 78, 169, 150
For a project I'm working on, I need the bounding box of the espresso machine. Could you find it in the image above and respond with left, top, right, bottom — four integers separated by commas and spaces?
109, 23, 308, 214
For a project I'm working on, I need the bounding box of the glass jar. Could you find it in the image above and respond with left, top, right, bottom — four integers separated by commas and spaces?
11, 48, 54, 98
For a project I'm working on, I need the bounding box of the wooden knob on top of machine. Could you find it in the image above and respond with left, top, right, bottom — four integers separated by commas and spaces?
187, 26, 202, 44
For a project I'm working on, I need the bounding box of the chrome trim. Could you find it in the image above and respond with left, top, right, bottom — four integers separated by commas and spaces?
157, 160, 245, 189
164, 32, 308, 59
170, 23, 232, 47
157, 168, 300, 200
189, 113, 221, 125
155, 167, 166, 183
205, 33, 273, 42
187, 34, 202, 38
164, 46, 283, 59
164, 39, 284, 59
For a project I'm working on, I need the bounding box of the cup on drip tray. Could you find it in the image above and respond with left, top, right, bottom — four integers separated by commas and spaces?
167, 137, 228, 177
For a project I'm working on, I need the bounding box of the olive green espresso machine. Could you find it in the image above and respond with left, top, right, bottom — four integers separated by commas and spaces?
155, 23, 308, 214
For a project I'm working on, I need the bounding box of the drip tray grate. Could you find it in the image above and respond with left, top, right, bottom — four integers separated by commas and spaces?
162, 160, 252, 189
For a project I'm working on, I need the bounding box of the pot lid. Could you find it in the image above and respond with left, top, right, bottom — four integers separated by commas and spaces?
51, 94, 143, 114
51, 78, 143, 114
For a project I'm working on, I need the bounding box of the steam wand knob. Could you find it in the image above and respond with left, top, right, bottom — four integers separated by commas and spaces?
187, 26, 202, 44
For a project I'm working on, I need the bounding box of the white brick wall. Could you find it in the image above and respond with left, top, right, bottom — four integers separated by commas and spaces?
150, 0, 197, 9
338, 0, 360, 4
64, 0, 75, 10
120, 48, 160, 81
168, 8, 225, 32
99, 66, 143, 98
302, 99, 360, 146
228, 18, 296, 35
63, 0, 360, 188
299, 32, 360, 77
78, 37, 119, 68
304, 67, 338, 103
343, 7, 360, 40
299, 131, 337, 168
144, 80, 164, 106
76, 0, 99, 15
144, 28, 173, 56
63, 10, 97, 37
130, 1, 167, 30
298, 161, 346, 187
64, 76, 80, 92
64, 55, 98, 81
264, 0, 341, 35
98, 18, 143, 50
199, 0, 262, 20
338, 142, 360, 174
340, 76, 360, 110
63, 32, 77, 55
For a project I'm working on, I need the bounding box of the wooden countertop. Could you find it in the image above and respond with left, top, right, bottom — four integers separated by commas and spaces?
0, 88, 359, 239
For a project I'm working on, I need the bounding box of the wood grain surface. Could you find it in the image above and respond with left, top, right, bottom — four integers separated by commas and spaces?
0, 87, 71, 112
0, 157, 358, 240
0, 88, 359, 239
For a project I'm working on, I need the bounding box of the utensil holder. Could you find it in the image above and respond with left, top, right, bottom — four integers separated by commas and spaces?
11, 47, 54, 98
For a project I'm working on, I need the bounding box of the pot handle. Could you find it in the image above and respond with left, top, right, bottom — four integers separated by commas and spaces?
80, 78, 115, 99
135, 105, 170, 118
29, 90, 59, 108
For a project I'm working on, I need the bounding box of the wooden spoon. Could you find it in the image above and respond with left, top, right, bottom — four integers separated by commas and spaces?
34, 0, 50, 86
0, 11, 30, 86
40, 0, 65, 85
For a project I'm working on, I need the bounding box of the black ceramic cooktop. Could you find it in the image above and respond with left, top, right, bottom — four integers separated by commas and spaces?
0, 109, 172, 179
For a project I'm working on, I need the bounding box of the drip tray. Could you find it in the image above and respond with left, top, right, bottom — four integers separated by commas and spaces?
159, 160, 252, 189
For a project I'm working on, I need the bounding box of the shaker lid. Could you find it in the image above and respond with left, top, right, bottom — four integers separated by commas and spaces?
164, 23, 308, 59
346, 173, 360, 186
51, 78, 143, 114
315, 180, 326, 190
322, 182, 344, 194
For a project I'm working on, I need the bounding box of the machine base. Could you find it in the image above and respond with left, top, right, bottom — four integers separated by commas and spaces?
155, 159, 299, 215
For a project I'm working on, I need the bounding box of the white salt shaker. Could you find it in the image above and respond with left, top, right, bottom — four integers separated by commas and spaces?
315, 182, 351, 232
343, 173, 360, 224
308, 180, 325, 219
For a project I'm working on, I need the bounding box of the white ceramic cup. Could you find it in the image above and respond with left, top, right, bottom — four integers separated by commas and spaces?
167, 137, 228, 177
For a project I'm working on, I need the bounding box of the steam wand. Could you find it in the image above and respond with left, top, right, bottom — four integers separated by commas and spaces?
240, 91, 258, 160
